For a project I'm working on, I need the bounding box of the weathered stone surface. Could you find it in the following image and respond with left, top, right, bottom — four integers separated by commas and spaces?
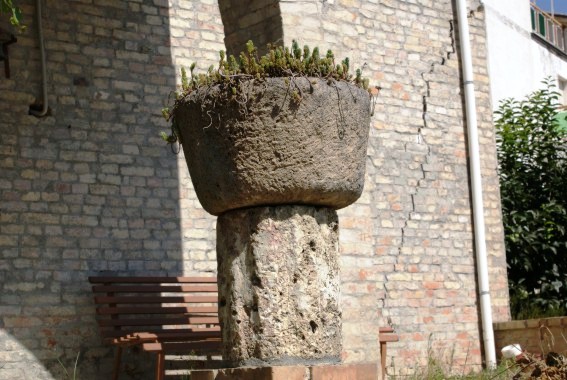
216, 206, 342, 366
176, 77, 371, 215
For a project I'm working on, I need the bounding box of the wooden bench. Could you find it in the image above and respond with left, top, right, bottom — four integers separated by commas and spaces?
379, 327, 399, 380
89, 276, 222, 380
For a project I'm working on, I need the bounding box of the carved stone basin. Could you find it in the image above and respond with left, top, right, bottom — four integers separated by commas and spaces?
175, 77, 371, 215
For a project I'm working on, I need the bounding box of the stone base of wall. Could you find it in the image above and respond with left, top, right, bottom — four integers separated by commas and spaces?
190, 363, 378, 380
494, 317, 567, 358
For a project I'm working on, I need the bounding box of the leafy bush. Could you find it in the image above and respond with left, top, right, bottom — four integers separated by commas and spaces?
494, 80, 567, 318
0, 0, 23, 29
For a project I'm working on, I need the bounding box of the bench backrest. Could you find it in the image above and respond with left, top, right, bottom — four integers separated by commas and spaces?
89, 276, 220, 341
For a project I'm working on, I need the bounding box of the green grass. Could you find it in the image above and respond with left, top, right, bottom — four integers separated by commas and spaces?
387, 336, 517, 380
389, 358, 518, 380
56, 351, 80, 380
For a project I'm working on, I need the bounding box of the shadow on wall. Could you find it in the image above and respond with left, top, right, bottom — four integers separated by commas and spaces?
0, 0, 181, 378
0, 0, 289, 378
218, 0, 283, 55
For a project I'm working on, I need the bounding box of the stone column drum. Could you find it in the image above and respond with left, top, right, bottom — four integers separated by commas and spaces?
217, 206, 342, 367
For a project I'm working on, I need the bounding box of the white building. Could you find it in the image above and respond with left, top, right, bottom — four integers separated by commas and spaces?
484, 0, 567, 108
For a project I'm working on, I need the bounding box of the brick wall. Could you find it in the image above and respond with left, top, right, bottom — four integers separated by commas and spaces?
0, 1, 223, 378
0, 0, 509, 378
276, 0, 510, 373
494, 317, 567, 358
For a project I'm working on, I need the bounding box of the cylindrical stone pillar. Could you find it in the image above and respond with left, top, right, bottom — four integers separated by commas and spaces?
216, 205, 342, 367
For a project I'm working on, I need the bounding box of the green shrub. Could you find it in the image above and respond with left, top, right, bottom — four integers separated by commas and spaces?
0, 0, 24, 29
494, 79, 567, 318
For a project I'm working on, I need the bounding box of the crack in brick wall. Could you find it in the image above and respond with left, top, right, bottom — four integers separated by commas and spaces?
386, 17, 458, 299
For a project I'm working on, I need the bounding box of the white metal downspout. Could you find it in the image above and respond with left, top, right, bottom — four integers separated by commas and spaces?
29, 0, 48, 117
455, 0, 497, 369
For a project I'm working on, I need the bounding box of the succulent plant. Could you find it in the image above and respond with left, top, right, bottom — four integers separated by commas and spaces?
161, 40, 375, 145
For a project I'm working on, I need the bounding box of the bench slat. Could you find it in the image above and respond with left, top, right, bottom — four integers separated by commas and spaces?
100, 326, 221, 339
94, 295, 218, 304
89, 276, 217, 284
96, 306, 218, 315
143, 340, 222, 353
97, 316, 220, 327
111, 331, 222, 345
133, 331, 221, 341
379, 334, 399, 343
92, 285, 218, 293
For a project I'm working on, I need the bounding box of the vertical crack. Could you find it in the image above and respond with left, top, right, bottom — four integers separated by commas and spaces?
447, 20, 456, 60
391, 18, 457, 271
380, 17, 457, 325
